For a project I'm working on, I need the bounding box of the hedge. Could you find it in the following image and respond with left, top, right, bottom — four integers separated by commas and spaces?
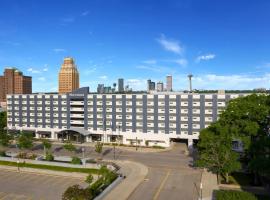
216, 190, 257, 200
0, 160, 100, 174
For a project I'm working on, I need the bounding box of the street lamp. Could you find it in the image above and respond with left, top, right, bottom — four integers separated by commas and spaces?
17, 159, 20, 172
136, 137, 138, 151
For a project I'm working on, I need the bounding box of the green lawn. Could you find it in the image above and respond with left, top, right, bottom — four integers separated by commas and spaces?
0, 160, 100, 174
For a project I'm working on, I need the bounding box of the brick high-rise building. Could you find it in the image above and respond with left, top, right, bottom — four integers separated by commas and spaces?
166, 75, 172, 92
0, 68, 32, 102
58, 57, 79, 94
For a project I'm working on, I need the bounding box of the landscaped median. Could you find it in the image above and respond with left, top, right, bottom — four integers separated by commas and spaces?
0, 160, 100, 174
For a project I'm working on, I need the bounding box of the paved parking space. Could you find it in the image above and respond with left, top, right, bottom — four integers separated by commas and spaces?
0, 170, 88, 200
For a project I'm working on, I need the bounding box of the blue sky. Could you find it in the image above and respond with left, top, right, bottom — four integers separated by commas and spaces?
0, 0, 270, 92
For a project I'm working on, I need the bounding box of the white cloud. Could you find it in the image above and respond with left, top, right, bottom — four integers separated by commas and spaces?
196, 54, 216, 62
60, 17, 75, 23
143, 59, 157, 65
81, 11, 89, 16
174, 59, 188, 67
99, 75, 107, 80
84, 68, 97, 75
37, 77, 46, 81
187, 73, 270, 90
126, 79, 147, 91
157, 34, 183, 54
27, 68, 41, 74
53, 48, 66, 53
43, 68, 48, 72
136, 65, 176, 74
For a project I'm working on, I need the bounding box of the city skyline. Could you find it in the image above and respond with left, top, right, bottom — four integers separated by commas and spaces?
1, 0, 270, 92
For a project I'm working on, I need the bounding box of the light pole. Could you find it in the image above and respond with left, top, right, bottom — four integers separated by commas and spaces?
17, 159, 20, 172
136, 137, 138, 151
82, 147, 85, 166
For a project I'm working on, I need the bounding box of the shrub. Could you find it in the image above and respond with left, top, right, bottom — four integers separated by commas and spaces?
71, 156, 81, 165
85, 174, 94, 184
86, 159, 97, 164
16, 152, 27, 159
0, 151, 6, 156
45, 153, 54, 161
152, 145, 165, 149
216, 190, 257, 200
62, 184, 93, 200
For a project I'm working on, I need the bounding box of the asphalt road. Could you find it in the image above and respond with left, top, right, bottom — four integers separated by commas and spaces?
5, 142, 201, 200
0, 169, 88, 200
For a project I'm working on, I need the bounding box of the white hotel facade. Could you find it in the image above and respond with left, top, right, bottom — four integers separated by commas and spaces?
6, 87, 246, 148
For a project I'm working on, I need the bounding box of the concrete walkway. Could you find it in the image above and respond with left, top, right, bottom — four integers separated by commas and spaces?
200, 170, 218, 200
102, 160, 148, 200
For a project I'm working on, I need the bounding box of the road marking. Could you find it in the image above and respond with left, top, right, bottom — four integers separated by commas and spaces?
152, 170, 171, 200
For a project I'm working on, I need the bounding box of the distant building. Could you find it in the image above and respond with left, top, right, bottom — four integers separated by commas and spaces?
156, 82, 164, 92
0, 68, 32, 102
118, 78, 124, 92
147, 79, 155, 92
166, 75, 172, 91
104, 86, 112, 93
58, 57, 79, 94
97, 84, 105, 94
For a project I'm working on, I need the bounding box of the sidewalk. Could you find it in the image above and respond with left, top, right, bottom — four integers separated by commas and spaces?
102, 160, 148, 200
200, 170, 218, 200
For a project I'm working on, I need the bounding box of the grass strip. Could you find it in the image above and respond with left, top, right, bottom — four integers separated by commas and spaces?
0, 160, 100, 174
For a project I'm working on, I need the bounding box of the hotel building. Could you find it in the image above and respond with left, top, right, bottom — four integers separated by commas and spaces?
6, 87, 247, 148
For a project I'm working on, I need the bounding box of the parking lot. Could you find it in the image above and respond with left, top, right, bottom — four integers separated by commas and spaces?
0, 169, 88, 200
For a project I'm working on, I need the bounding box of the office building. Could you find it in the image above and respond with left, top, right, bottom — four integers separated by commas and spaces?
147, 79, 155, 92
97, 84, 105, 94
58, 57, 79, 94
156, 82, 164, 92
118, 78, 124, 92
0, 68, 32, 102
6, 87, 248, 147
166, 75, 172, 91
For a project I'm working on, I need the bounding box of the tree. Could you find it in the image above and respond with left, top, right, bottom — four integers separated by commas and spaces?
17, 132, 34, 151
196, 123, 241, 184
62, 184, 92, 200
216, 94, 270, 182
0, 129, 11, 150
41, 139, 52, 157
95, 142, 103, 154
0, 111, 7, 130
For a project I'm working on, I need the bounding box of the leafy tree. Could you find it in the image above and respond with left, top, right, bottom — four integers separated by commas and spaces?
62, 184, 92, 200
41, 139, 52, 157
17, 132, 33, 151
85, 174, 94, 185
216, 94, 270, 182
95, 142, 103, 154
0, 129, 11, 150
0, 111, 7, 130
196, 123, 241, 184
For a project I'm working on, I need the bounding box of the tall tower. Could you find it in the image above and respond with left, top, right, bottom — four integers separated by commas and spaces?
118, 78, 124, 92
188, 74, 193, 92
166, 75, 172, 91
58, 57, 79, 94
